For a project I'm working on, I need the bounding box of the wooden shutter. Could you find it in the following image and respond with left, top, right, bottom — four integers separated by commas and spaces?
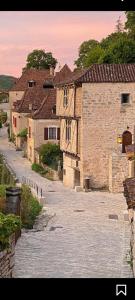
44, 128, 48, 140
57, 127, 60, 140
14, 118, 17, 128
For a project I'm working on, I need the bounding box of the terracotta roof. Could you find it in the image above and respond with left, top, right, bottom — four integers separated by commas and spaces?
11, 68, 54, 91
54, 64, 72, 84
31, 89, 58, 120
56, 64, 135, 86
55, 68, 88, 86
13, 87, 51, 113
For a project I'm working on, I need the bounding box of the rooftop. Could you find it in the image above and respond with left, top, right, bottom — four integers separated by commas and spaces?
56, 64, 135, 86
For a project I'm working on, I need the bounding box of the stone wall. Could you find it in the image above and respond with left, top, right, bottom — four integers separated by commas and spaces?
109, 152, 129, 193
27, 118, 60, 163
0, 234, 15, 278
81, 82, 135, 189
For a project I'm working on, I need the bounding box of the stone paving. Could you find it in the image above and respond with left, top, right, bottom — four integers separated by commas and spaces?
0, 127, 133, 278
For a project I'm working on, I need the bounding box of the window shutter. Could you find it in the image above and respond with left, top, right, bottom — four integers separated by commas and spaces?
44, 128, 48, 140
57, 127, 60, 140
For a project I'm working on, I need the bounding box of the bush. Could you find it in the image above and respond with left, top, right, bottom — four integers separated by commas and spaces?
39, 143, 63, 170
0, 112, 7, 124
17, 128, 28, 138
9, 132, 15, 143
0, 213, 21, 251
21, 184, 42, 229
0, 121, 2, 129
32, 163, 48, 176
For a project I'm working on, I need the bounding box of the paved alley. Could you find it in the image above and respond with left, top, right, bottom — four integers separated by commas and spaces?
0, 127, 133, 278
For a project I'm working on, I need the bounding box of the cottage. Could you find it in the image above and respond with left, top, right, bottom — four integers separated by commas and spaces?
10, 64, 72, 159
56, 64, 135, 192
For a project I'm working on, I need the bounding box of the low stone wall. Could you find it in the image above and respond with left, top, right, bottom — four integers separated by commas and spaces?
0, 234, 15, 278
109, 152, 129, 193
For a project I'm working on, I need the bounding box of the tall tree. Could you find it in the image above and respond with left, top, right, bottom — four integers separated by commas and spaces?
125, 11, 135, 39
115, 16, 124, 32
75, 40, 99, 68
24, 49, 57, 70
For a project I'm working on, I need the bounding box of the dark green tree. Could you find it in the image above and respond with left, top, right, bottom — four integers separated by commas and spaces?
75, 40, 99, 68
125, 11, 135, 39
24, 49, 57, 70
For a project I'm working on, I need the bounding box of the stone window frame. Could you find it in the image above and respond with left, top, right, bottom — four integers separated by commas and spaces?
121, 93, 130, 105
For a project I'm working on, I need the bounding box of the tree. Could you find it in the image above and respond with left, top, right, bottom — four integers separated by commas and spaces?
115, 16, 124, 33
125, 11, 135, 39
24, 49, 57, 70
100, 31, 128, 49
99, 36, 135, 64
75, 40, 99, 68
83, 45, 105, 67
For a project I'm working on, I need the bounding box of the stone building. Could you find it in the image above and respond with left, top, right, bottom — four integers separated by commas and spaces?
56, 64, 135, 192
27, 89, 60, 163
10, 65, 72, 159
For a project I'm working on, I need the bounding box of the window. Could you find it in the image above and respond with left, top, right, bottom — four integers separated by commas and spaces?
28, 80, 36, 88
48, 127, 56, 139
29, 126, 31, 138
63, 88, 68, 107
44, 127, 60, 140
52, 105, 56, 115
66, 120, 71, 141
121, 93, 130, 104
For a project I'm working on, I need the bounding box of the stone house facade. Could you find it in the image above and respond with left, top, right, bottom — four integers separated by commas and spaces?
56, 64, 135, 192
10, 65, 72, 160
27, 89, 60, 163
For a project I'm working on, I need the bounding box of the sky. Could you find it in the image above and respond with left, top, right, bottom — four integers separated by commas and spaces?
0, 11, 126, 77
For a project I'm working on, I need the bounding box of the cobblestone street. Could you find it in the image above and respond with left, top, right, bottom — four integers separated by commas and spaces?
0, 127, 133, 278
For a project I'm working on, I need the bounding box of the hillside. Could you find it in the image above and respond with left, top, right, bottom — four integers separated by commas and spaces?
0, 75, 17, 90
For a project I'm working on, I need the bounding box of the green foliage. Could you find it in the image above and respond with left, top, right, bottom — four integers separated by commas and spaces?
99, 37, 135, 64
74, 13, 135, 67
9, 132, 15, 143
39, 143, 62, 170
17, 128, 28, 138
125, 11, 135, 39
0, 111, 7, 124
21, 184, 42, 229
0, 93, 8, 103
24, 49, 57, 70
0, 75, 17, 90
0, 121, 2, 129
75, 40, 99, 68
83, 45, 105, 67
31, 163, 48, 176
0, 213, 21, 251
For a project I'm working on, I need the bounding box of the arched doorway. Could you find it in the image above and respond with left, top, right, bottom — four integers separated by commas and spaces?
122, 130, 132, 153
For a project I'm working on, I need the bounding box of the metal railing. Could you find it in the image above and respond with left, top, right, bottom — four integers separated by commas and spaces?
21, 176, 44, 198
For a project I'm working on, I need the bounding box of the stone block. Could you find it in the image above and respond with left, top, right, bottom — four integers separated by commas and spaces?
74, 186, 83, 192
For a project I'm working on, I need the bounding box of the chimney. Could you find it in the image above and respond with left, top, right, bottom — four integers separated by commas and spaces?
49, 65, 55, 76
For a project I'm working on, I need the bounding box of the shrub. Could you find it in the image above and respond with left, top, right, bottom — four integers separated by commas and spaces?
0, 121, 2, 129
9, 132, 15, 143
0, 112, 7, 124
39, 143, 63, 170
17, 128, 28, 138
32, 163, 48, 176
0, 213, 21, 251
21, 184, 42, 229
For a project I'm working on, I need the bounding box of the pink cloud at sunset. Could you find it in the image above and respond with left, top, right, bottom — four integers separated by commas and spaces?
0, 11, 126, 77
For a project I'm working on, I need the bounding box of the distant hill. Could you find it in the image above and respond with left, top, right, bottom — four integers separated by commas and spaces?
0, 75, 17, 91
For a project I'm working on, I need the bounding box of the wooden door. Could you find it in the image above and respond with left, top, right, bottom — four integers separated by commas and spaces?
122, 131, 132, 153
